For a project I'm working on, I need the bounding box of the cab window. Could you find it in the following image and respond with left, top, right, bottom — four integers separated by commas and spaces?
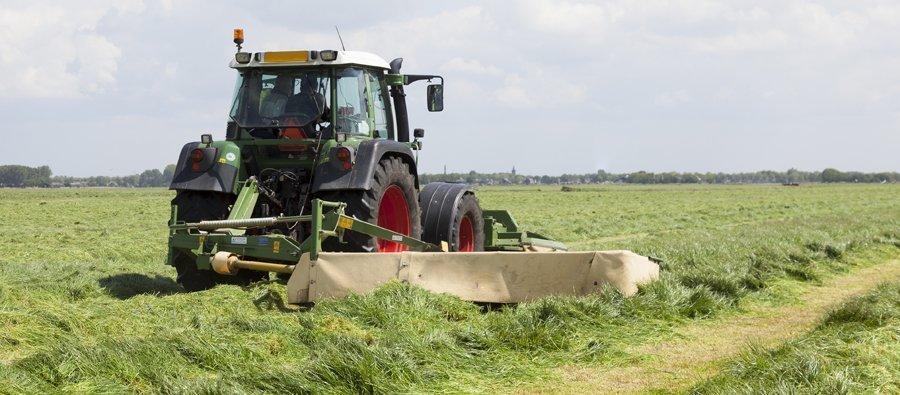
334, 68, 370, 135
367, 71, 392, 139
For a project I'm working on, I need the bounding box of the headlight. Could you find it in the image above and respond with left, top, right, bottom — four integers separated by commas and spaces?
235, 52, 251, 64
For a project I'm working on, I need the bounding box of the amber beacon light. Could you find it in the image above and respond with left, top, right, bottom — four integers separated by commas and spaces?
233, 28, 244, 51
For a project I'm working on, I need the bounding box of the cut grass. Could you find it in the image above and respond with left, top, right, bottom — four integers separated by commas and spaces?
536, 254, 900, 393
691, 282, 900, 394
0, 184, 897, 393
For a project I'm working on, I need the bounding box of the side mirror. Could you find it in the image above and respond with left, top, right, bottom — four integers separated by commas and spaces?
427, 84, 444, 112
413, 128, 425, 138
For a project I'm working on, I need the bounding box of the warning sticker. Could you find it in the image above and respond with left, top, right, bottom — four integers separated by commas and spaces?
391, 235, 403, 241
338, 217, 354, 229
230, 236, 248, 245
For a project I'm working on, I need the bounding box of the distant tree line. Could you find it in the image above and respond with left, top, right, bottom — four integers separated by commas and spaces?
0, 165, 896, 188
421, 168, 899, 186
0, 165, 176, 188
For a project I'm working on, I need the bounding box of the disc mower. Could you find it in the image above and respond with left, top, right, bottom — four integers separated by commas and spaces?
166, 29, 658, 304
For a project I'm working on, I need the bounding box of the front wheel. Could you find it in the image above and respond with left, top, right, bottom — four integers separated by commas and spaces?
170, 191, 268, 291
320, 156, 422, 252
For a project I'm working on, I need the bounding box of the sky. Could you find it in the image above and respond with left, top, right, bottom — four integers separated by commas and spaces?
1, 0, 898, 177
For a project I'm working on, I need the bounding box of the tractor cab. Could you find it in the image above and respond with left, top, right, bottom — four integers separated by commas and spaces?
226, 51, 401, 143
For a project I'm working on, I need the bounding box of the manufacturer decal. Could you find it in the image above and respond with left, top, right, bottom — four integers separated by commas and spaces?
273, 240, 280, 254
218, 158, 226, 164
230, 236, 248, 245
225, 152, 236, 161
258, 237, 269, 246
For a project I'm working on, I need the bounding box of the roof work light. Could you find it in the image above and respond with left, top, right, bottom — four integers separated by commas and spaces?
320, 50, 338, 61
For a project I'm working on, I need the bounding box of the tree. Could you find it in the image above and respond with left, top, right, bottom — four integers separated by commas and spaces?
0, 165, 51, 187
821, 168, 844, 183
0, 166, 26, 187
138, 169, 164, 187
162, 164, 176, 185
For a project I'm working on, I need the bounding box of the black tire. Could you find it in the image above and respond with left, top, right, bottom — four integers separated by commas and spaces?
319, 156, 422, 252
171, 191, 267, 291
451, 193, 485, 252
419, 183, 484, 252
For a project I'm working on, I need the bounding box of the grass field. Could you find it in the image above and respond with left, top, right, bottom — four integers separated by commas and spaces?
692, 282, 900, 393
0, 184, 897, 393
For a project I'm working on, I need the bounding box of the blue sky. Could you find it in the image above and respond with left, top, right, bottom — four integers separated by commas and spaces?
1, 0, 898, 176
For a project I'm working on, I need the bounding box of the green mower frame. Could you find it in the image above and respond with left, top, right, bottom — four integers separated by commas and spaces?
167, 178, 566, 275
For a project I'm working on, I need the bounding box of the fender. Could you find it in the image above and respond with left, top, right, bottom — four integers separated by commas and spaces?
419, 182, 474, 246
311, 139, 418, 193
169, 141, 241, 194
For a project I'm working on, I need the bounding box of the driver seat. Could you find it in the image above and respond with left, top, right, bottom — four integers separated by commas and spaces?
284, 91, 326, 118
281, 124, 306, 139
281, 91, 326, 140
259, 93, 288, 118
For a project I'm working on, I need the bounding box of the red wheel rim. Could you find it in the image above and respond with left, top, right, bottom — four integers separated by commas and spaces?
376, 185, 411, 252
458, 215, 474, 252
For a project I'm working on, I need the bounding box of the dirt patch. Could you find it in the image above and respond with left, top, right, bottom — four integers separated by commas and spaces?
539, 258, 900, 393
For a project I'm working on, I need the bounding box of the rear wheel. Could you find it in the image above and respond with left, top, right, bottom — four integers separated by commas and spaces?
419, 183, 485, 252
451, 194, 484, 252
320, 156, 422, 252
171, 191, 268, 291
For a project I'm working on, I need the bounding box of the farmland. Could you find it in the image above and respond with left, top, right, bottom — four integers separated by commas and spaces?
0, 184, 898, 393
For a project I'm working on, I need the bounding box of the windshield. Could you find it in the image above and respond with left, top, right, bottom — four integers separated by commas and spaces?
229, 69, 331, 131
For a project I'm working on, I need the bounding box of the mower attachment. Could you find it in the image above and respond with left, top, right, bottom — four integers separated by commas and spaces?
168, 179, 660, 304
286, 250, 659, 304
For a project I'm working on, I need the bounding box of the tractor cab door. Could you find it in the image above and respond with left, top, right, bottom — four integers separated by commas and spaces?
366, 70, 394, 140
333, 68, 394, 140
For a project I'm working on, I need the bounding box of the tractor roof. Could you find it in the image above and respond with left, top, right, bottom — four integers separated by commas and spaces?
229, 50, 390, 70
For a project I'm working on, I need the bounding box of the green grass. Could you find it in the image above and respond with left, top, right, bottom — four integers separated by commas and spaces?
0, 184, 897, 393
691, 282, 900, 394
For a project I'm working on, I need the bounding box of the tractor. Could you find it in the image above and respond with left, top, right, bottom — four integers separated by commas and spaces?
166, 29, 657, 302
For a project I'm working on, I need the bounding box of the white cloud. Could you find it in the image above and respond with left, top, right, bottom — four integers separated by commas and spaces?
494, 74, 534, 108
493, 67, 587, 109
0, 2, 140, 98
73, 35, 122, 94
440, 58, 502, 76
791, 3, 866, 47
518, 0, 619, 36
654, 90, 691, 106
677, 29, 790, 52
160, 0, 175, 14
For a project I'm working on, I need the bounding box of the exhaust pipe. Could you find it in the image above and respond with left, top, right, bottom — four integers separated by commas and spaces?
211, 251, 295, 275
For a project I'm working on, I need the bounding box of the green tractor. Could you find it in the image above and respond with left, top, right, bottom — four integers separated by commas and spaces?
166, 30, 564, 292
166, 30, 654, 302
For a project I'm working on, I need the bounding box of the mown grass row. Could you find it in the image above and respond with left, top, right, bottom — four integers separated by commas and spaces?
0, 185, 898, 393
692, 282, 900, 394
